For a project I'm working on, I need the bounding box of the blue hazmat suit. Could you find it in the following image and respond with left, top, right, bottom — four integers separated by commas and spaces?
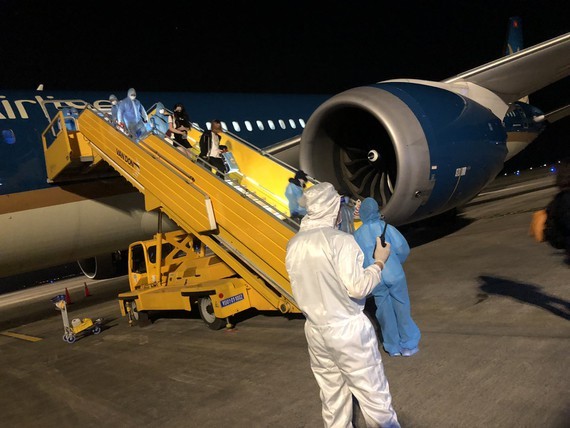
353, 197, 421, 356
117, 88, 149, 139
286, 183, 399, 428
150, 102, 170, 136
62, 107, 78, 131
285, 179, 306, 218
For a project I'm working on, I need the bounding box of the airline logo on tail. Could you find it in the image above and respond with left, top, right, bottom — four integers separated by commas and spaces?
505, 16, 523, 55
505, 16, 528, 104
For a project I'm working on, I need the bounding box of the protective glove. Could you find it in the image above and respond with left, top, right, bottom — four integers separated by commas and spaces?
374, 236, 391, 264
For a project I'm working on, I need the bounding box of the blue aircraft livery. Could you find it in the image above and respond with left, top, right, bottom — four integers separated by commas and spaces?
1, 20, 568, 279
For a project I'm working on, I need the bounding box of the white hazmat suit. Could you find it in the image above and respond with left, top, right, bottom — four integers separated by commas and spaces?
285, 182, 399, 428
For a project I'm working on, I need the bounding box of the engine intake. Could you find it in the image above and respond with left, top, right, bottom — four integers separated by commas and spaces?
300, 82, 507, 225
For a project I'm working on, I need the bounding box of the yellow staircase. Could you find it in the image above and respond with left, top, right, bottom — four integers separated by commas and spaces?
43, 106, 303, 321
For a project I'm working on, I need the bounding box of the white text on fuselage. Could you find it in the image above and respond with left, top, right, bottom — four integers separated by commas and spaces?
0, 95, 110, 120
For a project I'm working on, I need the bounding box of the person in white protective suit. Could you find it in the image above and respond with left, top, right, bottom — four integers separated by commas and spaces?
285, 182, 400, 428
117, 88, 149, 139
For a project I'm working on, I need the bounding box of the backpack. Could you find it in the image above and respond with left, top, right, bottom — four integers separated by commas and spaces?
544, 193, 566, 249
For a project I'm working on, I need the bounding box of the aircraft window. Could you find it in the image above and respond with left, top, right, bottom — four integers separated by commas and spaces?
221, 122, 228, 132
245, 121, 253, 131
2, 129, 16, 145
232, 121, 241, 132
267, 120, 275, 130
256, 120, 264, 131
289, 119, 297, 129
299, 119, 306, 128
278, 120, 286, 129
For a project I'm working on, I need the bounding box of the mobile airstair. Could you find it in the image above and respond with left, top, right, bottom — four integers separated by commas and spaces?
42, 106, 303, 329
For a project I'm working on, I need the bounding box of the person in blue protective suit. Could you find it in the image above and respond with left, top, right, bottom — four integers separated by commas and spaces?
150, 101, 170, 137
62, 107, 79, 131
285, 182, 400, 428
285, 170, 308, 223
117, 88, 149, 139
354, 197, 421, 357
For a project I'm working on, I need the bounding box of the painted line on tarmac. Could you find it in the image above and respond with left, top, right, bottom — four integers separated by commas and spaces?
0, 331, 43, 342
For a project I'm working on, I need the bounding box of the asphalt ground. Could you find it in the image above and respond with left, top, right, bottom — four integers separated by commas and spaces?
0, 168, 568, 428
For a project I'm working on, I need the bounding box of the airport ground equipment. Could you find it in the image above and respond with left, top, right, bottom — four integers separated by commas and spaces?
43, 106, 305, 329
51, 294, 102, 343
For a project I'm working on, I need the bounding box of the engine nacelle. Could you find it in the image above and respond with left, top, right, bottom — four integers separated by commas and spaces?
299, 82, 508, 225
77, 251, 127, 279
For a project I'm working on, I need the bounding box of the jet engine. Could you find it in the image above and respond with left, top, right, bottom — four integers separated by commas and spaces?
77, 251, 127, 279
299, 82, 508, 225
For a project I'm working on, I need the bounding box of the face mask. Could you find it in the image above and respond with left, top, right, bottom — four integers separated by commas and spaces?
130, 94, 136, 100
112, 100, 117, 105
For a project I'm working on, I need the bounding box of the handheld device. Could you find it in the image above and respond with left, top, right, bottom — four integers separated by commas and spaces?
380, 219, 388, 247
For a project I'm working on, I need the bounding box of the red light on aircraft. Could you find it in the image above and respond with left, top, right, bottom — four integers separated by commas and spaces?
219, 293, 224, 298
513, 21, 519, 28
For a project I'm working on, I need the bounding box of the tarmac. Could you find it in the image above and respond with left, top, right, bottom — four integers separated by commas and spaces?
0, 167, 568, 428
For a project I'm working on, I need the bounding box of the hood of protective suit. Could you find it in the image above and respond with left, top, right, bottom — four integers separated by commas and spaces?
359, 197, 382, 224
154, 102, 167, 117
300, 182, 340, 229
150, 101, 169, 134
128, 88, 137, 99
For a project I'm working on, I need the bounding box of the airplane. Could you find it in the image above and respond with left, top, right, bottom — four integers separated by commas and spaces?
1, 19, 569, 281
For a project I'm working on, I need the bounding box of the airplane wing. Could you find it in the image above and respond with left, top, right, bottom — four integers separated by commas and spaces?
444, 32, 570, 104
542, 104, 570, 123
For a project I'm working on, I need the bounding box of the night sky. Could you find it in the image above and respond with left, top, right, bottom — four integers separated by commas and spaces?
1, 0, 569, 168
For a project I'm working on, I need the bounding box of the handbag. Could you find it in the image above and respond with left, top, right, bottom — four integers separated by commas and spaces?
528, 209, 547, 242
